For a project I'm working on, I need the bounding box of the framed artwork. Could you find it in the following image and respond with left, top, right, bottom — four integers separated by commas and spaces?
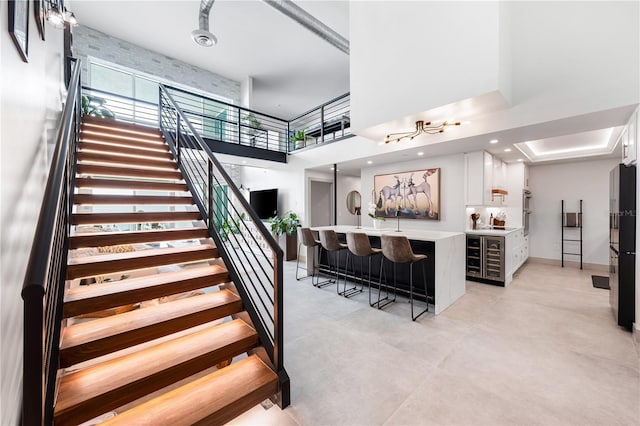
34, 0, 45, 41
373, 168, 441, 220
8, 0, 29, 62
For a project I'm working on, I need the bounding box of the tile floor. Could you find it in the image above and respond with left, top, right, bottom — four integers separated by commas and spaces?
229, 261, 640, 426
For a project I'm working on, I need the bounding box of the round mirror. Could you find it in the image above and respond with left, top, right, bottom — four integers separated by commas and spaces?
346, 190, 362, 215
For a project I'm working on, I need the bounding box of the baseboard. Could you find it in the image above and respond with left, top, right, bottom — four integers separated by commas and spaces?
527, 257, 608, 273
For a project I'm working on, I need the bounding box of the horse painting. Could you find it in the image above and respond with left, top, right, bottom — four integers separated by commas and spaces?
408, 170, 436, 217
374, 168, 440, 220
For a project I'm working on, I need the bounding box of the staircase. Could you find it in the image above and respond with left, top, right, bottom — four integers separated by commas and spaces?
53, 116, 279, 425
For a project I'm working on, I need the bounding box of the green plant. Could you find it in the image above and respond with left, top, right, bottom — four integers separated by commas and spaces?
81, 95, 116, 119
290, 130, 309, 147
268, 211, 301, 237
220, 213, 247, 241
242, 113, 262, 137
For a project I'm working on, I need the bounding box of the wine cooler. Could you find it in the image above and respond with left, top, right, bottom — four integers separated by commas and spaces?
466, 235, 505, 282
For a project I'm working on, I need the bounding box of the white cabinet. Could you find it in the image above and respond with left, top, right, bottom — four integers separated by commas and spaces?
465, 151, 506, 206
623, 108, 638, 165
509, 229, 528, 275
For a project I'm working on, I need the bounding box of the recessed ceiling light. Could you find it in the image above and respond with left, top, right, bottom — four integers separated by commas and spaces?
504, 148, 512, 152
517, 159, 524, 162
242, 160, 247, 164
367, 160, 373, 164
490, 139, 499, 144
418, 152, 424, 156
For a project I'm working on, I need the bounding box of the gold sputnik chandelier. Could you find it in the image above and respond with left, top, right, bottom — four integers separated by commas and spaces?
384, 120, 461, 144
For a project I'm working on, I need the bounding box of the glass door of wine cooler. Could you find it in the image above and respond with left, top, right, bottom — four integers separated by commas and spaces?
484, 236, 505, 281
466, 236, 482, 278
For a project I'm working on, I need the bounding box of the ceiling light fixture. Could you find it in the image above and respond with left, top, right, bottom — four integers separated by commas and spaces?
490, 139, 499, 144
417, 152, 424, 156
504, 148, 512, 152
192, 0, 217, 47
517, 159, 524, 162
45, 3, 65, 28
384, 120, 461, 144
367, 160, 373, 164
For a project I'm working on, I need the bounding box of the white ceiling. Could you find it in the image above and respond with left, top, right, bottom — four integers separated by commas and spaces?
70, 0, 350, 119
70, 0, 634, 173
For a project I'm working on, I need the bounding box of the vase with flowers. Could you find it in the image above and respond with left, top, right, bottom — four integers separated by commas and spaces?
368, 202, 386, 229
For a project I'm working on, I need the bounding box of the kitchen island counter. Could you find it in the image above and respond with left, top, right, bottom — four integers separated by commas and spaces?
309, 225, 465, 314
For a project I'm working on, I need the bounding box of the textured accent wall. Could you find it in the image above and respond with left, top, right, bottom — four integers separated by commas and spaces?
73, 25, 241, 103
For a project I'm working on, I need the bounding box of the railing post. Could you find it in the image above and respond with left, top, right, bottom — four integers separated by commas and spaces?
237, 109, 242, 145
320, 104, 325, 145
208, 160, 214, 234
286, 122, 290, 153
158, 87, 162, 131
175, 113, 181, 165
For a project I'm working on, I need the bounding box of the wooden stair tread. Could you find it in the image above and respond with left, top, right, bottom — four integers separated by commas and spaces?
78, 137, 171, 153
80, 131, 166, 145
73, 194, 194, 205
64, 265, 228, 318
79, 141, 173, 160
77, 164, 183, 180
67, 244, 219, 280
74, 177, 188, 192
72, 211, 201, 225
59, 290, 243, 367
77, 151, 178, 169
100, 355, 278, 426
54, 319, 258, 426
70, 227, 208, 249
81, 117, 161, 136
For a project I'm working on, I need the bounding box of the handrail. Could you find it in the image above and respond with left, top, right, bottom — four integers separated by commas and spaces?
158, 84, 289, 407
21, 59, 82, 426
289, 91, 350, 122
81, 85, 156, 107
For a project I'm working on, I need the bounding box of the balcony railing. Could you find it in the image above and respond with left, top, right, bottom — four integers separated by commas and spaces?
288, 93, 351, 151
82, 84, 350, 155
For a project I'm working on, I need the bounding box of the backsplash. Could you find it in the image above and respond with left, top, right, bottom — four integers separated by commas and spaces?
466, 207, 508, 230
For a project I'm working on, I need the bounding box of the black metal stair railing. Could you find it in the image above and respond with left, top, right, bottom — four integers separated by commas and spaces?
159, 84, 290, 407
21, 59, 82, 426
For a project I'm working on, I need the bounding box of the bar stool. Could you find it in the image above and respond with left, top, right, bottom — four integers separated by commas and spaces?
380, 234, 430, 321
296, 228, 320, 281
345, 232, 382, 300
318, 230, 348, 290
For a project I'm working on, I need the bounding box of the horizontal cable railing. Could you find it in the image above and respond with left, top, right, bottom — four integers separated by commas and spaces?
289, 92, 351, 151
164, 85, 290, 153
81, 86, 158, 127
159, 84, 289, 407
22, 59, 82, 426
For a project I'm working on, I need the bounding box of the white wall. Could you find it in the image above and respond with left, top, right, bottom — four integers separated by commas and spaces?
350, 1, 507, 133
336, 175, 361, 226
528, 158, 620, 266
0, 11, 66, 425
361, 153, 466, 232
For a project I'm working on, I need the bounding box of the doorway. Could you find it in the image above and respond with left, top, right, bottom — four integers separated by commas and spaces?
309, 180, 333, 226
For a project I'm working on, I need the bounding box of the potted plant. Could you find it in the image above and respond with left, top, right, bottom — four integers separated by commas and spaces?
219, 213, 247, 244
242, 113, 263, 146
268, 211, 301, 261
289, 130, 309, 150
81, 95, 116, 119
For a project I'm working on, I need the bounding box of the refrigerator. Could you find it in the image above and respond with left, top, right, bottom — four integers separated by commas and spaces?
609, 164, 636, 330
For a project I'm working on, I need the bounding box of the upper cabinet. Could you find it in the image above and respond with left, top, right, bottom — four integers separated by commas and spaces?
622, 107, 638, 166
465, 151, 508, 206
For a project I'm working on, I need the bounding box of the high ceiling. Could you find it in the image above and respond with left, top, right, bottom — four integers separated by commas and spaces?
70, 0, 350, 119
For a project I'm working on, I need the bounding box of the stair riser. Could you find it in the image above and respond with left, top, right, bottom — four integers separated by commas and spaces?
81, 117, 160, 136
77, 152, 177, 170
54, 334, 258, 426
63, 272, 229, 318
80, 132, 166, 147
79, 141, 173, 160
74, 178, 188, 193
76, 164, 183, 180
69, 229, 209, 249
59, 299, 243, 368
79, 138, 170, 153
66, 248, 219, 280
71, 212, 201, 226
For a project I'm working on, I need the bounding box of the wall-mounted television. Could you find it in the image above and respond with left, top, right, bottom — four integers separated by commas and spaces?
250, 189, 278, 220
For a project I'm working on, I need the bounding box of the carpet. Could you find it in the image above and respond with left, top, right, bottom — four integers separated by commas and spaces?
592, 275, 610, 290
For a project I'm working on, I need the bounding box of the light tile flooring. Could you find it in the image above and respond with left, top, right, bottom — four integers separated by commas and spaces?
229, 261, 640, 425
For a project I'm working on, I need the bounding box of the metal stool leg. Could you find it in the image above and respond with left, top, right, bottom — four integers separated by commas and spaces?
410, 259, 429, 321
313, 246, 333, 288
339, 251, 364, 298
373, 257, 396, 309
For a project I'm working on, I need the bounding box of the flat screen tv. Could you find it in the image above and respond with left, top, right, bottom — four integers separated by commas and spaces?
250, 189, 278, 220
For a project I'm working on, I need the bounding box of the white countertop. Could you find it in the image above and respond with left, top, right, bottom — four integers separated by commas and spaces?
310, 225, 464, 242
465, 227, 522, 236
